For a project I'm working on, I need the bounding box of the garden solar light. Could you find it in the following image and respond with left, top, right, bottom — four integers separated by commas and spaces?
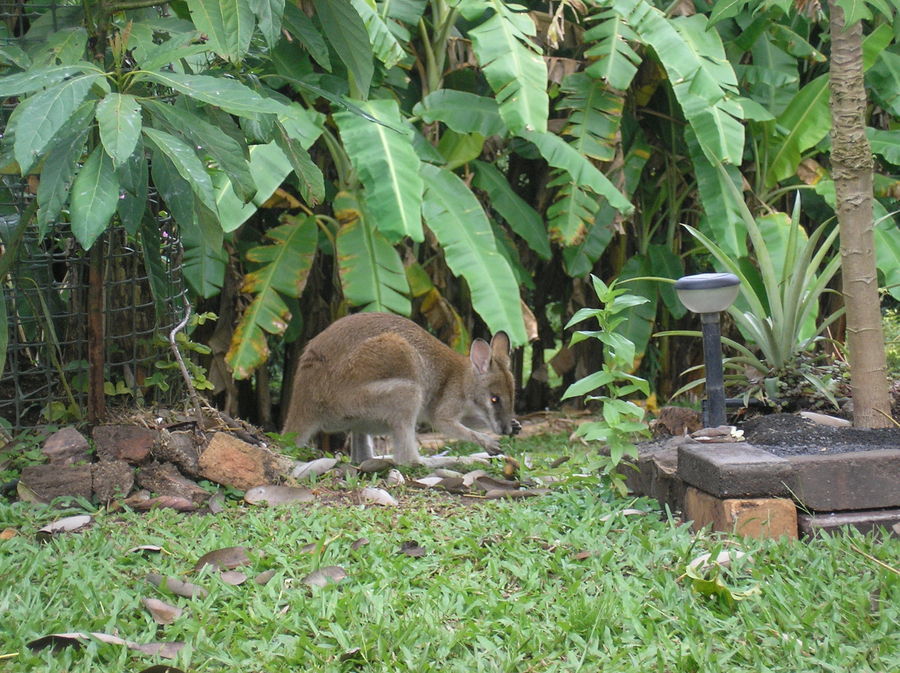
674, 272, 741, 428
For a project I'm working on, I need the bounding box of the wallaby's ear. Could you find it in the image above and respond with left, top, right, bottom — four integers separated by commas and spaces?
490, 331, 510, 365
470, 338, 492, 374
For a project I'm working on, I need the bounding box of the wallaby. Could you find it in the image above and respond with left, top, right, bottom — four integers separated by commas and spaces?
282, 312, 517, 465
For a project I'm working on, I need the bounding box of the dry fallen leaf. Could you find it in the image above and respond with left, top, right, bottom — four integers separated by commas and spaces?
291, 457, 338, 479
127, 545, 165, 555
1, 527, 18, 540
142, 597, 183, 625
244, 485, 315, 506
549, 456, 571, 468
598, 508, 647, 522
207, 492, 226, 514
27, 632, 184, 659
358, 458, 394, 473
138, 666, 188, 673
462, 470, 489, 487
146, 573, 208, 599
36, 515, 91, 540
254, 569, 277, 585
687, 550, 750, 573
126, 495, 197, 512
472, 475, 520, 492
412, 477, 442, 488
385, 469, 405, 486
219, 570, 248, 585
302, 566, 348, 588
350, 537, 369, 550
360, 487, 398, 507
194, 546, 250, 572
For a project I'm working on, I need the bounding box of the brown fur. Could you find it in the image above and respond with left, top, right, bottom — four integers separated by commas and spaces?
282, 313, 516, 465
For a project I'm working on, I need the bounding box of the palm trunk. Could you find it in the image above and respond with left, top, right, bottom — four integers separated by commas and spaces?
827, 0, 892, 427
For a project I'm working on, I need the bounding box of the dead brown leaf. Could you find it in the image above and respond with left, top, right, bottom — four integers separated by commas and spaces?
146, 573, 208, 599
142, 597, 183, 625
399, 541, 426, 557
27, 632, 184, 659
36, 515, 91, 540
360, 487, 398, 506
194, 546, 250, 572
254, 569, 277, 585
291, 457, 338, 479
1, 527, 17, 540
219, 570, 248, 585
302, 566, 348, 588
244, 484, 315, 506
350, 537, 369, 550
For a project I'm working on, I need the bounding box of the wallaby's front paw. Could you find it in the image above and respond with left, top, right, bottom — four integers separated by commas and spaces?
509, 418, 522, 436
481, 435, 502, 455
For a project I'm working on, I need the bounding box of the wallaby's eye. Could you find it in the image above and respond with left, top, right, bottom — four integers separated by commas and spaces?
490, 395, 501, 405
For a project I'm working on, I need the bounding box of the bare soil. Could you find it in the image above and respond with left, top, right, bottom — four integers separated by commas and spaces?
740, 413, 900, 457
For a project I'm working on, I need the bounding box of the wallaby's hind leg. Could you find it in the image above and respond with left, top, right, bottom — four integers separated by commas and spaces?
390, 424, 421, 466
350, 433, 375, 463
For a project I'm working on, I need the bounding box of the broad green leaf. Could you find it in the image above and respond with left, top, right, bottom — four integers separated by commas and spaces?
583, 10, 640, 90
558, 72, 623, 162
228, 215, 319, 378
274, 121, 325, 205
282, 1, 331, 71
140, 33, 208, 72
334, 99, 424, 242
413, 91, 507, 137
29, 27, 88, 67
36, 101, 94, 235
250, 0, 286, 49
867, 128, 900, 165
70, 146, 119, 250
874, 218, 900, 300
834, 0, 872, 25
420, 163, 526, 345
468, 5, 548, 133
472, 160, 550, 259
562, 213, 615, 277
181, 211, 228, 298
96, 93, 142, 167
0, 63, 97, 97
140, 217, 174, 317
151, 151, 196, 231
612, 1, 744, 164
213, 141, 293, 232
313, 0, 373, 96
707, 0, 750, 26
185, 0, 255, 63
436, 130, 484, 170
143, 126, 217, 214
116, 140, 149, 234
648, 243, 686, 320
766, 25, 892, 186
562, 369, 615, 400
350, 0, 405, 69
547, 178, 600, 246
144, 100, 256, 203
868, 51, 900, 117
0, 43, 31, 69
13, 72, 100, 173
614, 255, 657, 360
134, 71, 290, 117
335, 192, 411, 315
685, 127, 747, 259
522, 130, 632, 213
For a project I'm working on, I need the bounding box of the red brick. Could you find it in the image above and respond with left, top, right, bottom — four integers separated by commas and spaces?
684, 486, 798, 539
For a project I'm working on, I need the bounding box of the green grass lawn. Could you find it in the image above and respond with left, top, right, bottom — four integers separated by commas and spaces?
1, 435, 898, 672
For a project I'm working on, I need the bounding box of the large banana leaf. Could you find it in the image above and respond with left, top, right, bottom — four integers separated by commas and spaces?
420, 163, 526, 345
213, 141, 293, 233
334, 192, 411, 315
335, 99, 424, 242
557, 72, 623, 163
583, 9, 641, 91
313, 0, 373, 96
226, 215, 319, 379
471, 160, 551, 259
350, 0, 405, 69
766, 24, 892, 186
547, 177, 600, 246
467, 1, 548, 134
685, 127, 747, 259
611, 1, 744, 165
521, 130, 632, 214
413, 91, 507, 137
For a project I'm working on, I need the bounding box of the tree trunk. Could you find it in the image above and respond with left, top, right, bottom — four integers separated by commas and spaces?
827, 1, 892, 427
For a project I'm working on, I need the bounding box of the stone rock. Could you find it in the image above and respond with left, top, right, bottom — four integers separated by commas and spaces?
91, 460, 135, 503
798, 411, 851, 428
136, 462, 209, 504
153, 430, 200, 476
624, 443, 685, 512
788, 449, 900, 511
798, 509, 900, 538
20, 464, 93, 502
678, 442, 793, 498
93, 425, 159, 464
42, 427, 91, 465
683, 486, 798, 539
198, 432, 293, 491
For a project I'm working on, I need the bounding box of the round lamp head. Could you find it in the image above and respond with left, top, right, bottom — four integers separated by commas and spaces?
674, 272, 740, 314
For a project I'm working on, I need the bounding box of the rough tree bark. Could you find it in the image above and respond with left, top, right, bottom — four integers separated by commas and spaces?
827, 0, 892, 427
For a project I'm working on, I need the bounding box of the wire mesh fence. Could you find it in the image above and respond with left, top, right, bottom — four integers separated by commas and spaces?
1, 2, 189, 432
